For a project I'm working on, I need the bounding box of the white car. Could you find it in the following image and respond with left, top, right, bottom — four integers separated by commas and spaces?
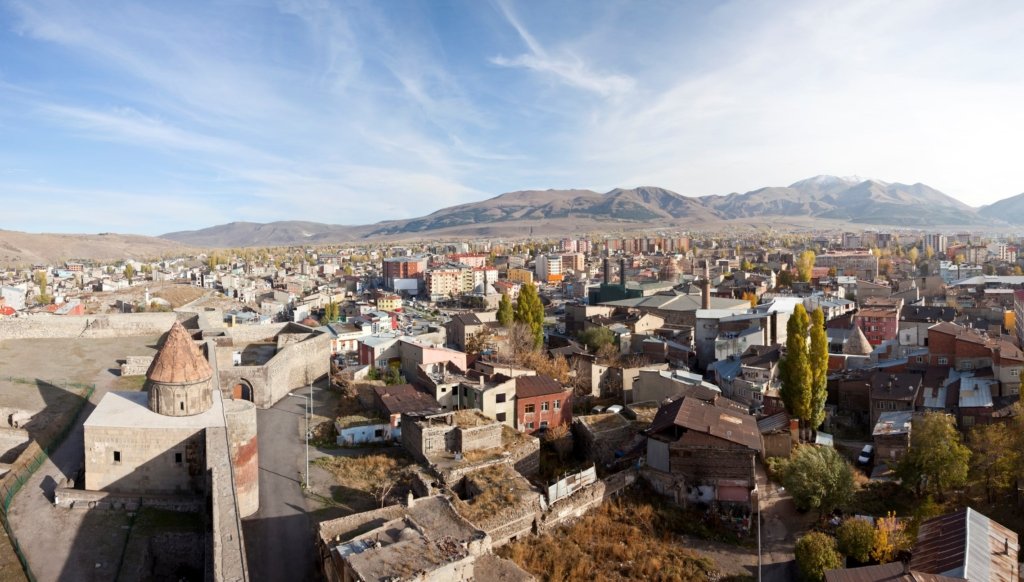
857, 444, 874, 466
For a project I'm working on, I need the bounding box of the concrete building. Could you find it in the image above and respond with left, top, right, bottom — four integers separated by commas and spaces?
383, 256, 428, 293
535, 254, 563, 283
814, 251, 879, 281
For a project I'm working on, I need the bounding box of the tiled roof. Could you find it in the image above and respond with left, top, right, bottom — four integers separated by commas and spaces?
147, 321, 212, 384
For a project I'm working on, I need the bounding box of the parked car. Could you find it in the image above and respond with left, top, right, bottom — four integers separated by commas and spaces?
857, 444, 874, 466
606, 404, 624, 415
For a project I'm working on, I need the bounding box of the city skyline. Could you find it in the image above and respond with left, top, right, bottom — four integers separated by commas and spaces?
2, 0, 1024, 235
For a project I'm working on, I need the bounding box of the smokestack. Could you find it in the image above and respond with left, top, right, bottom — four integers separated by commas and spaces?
704, 259, 710, 281
603, 258, 611, 285
619, 258, 627, 286
701, 279, 711, 310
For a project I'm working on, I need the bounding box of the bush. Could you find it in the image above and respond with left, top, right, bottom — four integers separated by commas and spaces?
781, 445, 855, 516
795, 531, 843, 582
836, 518, 874, 563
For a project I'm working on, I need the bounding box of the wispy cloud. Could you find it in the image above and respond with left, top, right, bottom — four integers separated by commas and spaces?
490, 0, 634, 97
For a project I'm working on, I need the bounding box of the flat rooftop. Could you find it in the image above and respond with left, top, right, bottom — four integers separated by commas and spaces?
84, 390, 226, 430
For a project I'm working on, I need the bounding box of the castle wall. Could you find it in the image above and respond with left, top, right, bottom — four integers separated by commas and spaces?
205, 426, 250, 582
223, 400, 259, 518
0, 312, 182, 340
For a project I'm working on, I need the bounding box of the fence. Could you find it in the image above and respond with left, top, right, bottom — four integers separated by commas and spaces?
546, 465, 598, 505
0, 377, 96, 582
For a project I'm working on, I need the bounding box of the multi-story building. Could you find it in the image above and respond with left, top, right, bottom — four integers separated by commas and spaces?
514, 375, 572, 434
923, 233, 947, 256
853, 305, 899, 346
382, 256, 427, 293
561, 252, 585, 273
814, 250, 879, 281
507, 267, 535, 285
535, 254, 563, 283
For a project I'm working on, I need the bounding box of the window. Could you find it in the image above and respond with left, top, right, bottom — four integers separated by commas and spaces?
961, 361, 973, 370
496, 393, 506, 403
179, 402, 185, 411
526, 422, 534, 429
524, 404, 535, 414
1011, 368, 1020, 377
937, 357, 948, 365
113, 451, 121, 463
540, 421, 549, 428
541, 401, 549, 412
174, 452, 183, 464
554, 399, 561, 410
916, 356, 924, 363
374, 429, 385, 438
441, 387, 448, 393
496, 412, 506, 422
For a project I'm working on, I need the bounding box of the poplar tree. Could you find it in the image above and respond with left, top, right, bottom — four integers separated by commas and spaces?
780, 304, 812, 433
808, 307, 829, 430
497, 293, 513, 327
514, 282, 544, 350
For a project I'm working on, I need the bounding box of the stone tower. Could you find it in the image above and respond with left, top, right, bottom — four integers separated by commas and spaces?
145, 321, 214, 416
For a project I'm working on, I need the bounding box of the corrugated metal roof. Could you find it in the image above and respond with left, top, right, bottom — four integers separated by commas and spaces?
910, 507, 1019, 582
514, 375, 566, 398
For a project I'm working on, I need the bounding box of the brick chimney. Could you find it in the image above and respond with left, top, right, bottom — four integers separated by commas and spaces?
619, 257, 627, 286
603, 258, 611, 285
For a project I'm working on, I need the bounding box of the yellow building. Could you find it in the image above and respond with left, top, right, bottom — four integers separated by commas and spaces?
507, 267, 535, 285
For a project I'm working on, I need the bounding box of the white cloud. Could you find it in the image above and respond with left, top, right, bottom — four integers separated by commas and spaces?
490, 0, 634, 97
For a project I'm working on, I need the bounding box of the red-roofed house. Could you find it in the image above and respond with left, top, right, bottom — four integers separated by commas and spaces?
514, 375, 572, 434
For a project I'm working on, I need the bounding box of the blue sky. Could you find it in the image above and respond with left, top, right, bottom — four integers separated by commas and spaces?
2, 0, 1023, 235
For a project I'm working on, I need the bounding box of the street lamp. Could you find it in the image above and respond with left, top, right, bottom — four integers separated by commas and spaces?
288, 392, 311, 488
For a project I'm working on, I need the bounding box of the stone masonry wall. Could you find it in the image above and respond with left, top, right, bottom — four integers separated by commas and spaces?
120, 356, 154, 377
206, 426, 249, 582
537, 469, 637, 533
0, 312, 183, 340
457, 423, 503, 452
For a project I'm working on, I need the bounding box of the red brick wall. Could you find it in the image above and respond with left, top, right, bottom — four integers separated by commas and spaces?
515, 390, 573, 434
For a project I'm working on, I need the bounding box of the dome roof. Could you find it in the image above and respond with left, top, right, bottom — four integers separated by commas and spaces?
844, 326, 874, 356
147, 321, 213, 384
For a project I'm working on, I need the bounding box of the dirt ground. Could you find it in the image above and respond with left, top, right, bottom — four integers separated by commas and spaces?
0, 335, 160, 582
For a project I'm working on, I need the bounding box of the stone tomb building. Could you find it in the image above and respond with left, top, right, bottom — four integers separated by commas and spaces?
83, 321, 259, 516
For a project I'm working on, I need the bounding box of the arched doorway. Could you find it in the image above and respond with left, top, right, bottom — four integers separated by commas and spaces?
232, 380, 254, 402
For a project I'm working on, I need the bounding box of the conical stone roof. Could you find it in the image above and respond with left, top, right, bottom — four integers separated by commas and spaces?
147, 321, 213, 384
844, 325, 874, 356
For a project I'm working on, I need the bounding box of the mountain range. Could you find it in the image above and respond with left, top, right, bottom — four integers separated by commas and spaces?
158, 175, 1016, 247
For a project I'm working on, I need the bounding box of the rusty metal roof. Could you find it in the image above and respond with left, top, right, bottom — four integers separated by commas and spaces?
910, 507, 1018, 582
514, 375, 566, 399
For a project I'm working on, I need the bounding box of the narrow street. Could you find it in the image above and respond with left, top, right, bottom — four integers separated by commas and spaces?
242, 394, 317, 582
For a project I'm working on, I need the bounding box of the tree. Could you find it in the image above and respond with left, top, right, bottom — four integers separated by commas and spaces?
124, 263, 135, 284
777, 270, 794, 288
779, 445, 856, 516
871, 512, 911, 564
579, 326, 614, 352
497, 293, 514, 327
465, 328, 495, 356
795, 531, 843, 582
925, 245, 935, 260
907, 247, 919, 264
897, 412, 970, 499
968, 422, 1018, 503
322, 301, 339, 324
837, 518, 875, 563
780, 304, 812, 432
741, 291, 758, 308
514, 282, 544, 350
797, 250, 816, 282
34, 271, 52, 305
740, 258, 754, 272
953, 253, 966, 265
808, 308, 829, 431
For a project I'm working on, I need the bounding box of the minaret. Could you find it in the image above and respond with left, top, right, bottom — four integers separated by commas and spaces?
700, 260, 711, 310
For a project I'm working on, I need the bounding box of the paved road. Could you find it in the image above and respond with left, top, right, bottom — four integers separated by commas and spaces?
242, 395, 317, 582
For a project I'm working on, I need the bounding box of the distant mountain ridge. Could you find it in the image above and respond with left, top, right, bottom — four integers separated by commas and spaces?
159, 176, 1012, 247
